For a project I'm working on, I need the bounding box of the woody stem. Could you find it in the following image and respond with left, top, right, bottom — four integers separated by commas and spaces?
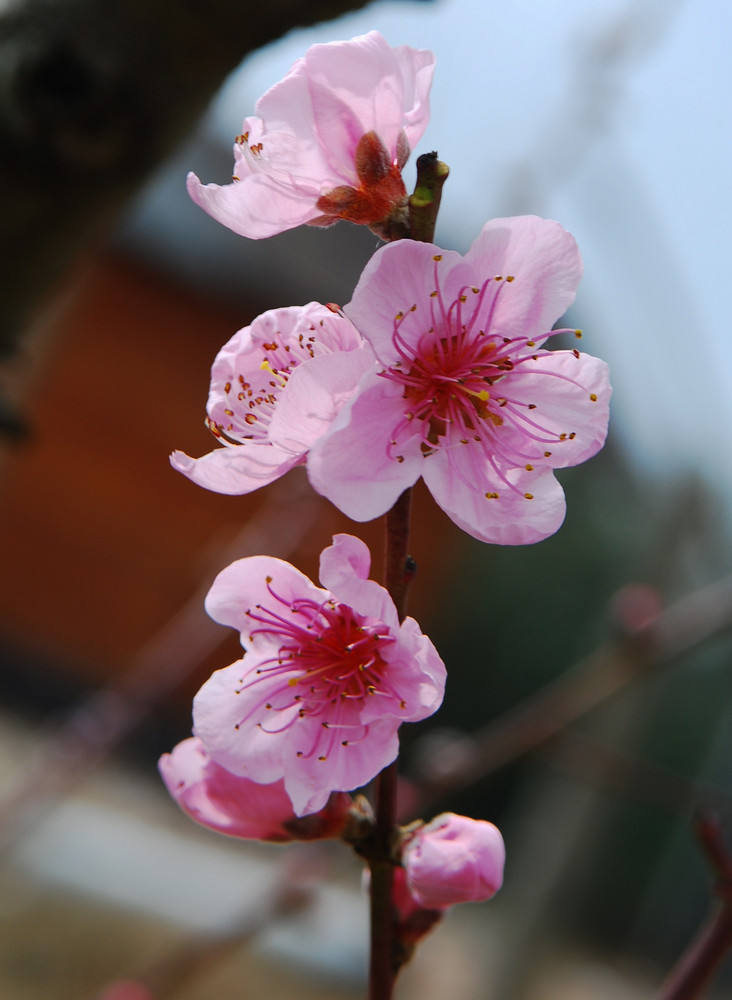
368, 487, 414, 1000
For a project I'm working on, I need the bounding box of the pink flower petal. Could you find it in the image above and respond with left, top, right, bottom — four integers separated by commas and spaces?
96, 981, 154, 1000
344, 241, 473, 365
268, 343, 377, 455
307, 376, 424, 521
170, 444, 300, 495
193, 661, 298, 785
204, 555, 325, 641
492, 349, 610, 469
159, 737, 298, 841
187, 171, 318, 240
188, 32, 434, 239
310, 218, 609, 545
159, 737, 352, 839
423, 448, 566, 545
172, 302, 363, 496
319, 533, 399, 631
284, 716, 401, 817
192, 537, 445, 815
465, 216, 583, 340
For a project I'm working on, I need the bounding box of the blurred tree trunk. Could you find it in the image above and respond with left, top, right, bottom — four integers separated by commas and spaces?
0, 0, 376, 428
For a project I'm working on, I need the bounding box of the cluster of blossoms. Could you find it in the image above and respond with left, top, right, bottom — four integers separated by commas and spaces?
162, 29, 610, 949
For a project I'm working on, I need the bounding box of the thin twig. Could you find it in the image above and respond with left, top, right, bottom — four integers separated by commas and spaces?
413, 574, 732, 807
548, 731, 732, 820
370, 488, 415, 1000
0, 474, 323, 854
655, 814, 732, 1000
92, 848, 317, 1000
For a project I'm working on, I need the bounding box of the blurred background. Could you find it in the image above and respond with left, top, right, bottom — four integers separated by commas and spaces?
1, 0, 732, 997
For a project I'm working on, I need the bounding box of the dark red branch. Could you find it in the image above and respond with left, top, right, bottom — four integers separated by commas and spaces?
655, 814, 732, 1000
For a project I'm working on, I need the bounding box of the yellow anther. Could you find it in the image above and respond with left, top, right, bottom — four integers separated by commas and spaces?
260, 358, 287, 387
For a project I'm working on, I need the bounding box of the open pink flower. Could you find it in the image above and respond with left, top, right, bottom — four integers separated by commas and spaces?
159, 737, 352, 841
193, 534, 445, 816
170, 301, 373, 494
402, 813, 505, 908
187, 31, 435, 240
96, 982, 154, 1000
305, 216, 611, 545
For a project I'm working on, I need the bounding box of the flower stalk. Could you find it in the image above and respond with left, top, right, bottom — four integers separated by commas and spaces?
368, 151, 447, 997
655, 813, 732, 1000
408, 152, 449, 243
370, 487, 415, 999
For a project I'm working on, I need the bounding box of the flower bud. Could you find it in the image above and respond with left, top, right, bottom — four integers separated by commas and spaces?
159, 737, 351, 842
402, 813, 505, 908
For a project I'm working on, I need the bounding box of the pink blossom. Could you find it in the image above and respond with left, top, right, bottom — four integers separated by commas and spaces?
304, 216, 611, 545
193, 534, 445, 816
402, 813, 505, 908
159, 737, 352, 841
187, 32, 434, 239
95, 983, 154, 1000
170, 301, 373, 494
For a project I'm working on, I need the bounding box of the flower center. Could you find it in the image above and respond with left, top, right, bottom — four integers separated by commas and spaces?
241, 578, 398, 732
382, 274, 519, 455
401, 336, 508, 448
206, 326, 320, 446
379, 262, 590, 499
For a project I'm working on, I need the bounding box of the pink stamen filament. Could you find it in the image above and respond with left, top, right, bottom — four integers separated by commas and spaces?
381, 268, 588, 470
236, 583, 400, 733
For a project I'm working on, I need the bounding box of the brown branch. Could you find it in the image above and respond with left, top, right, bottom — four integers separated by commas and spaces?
91, 849, 316, 1000
655, 814, 732, 1000
370, 487, 416, 1000
548, 731, 732, 820
0, 474, 324, 854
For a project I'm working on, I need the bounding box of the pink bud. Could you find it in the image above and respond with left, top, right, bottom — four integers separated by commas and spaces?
96, 981, 154, 1000
402, 813, 505, 908
159, 738, 351, 842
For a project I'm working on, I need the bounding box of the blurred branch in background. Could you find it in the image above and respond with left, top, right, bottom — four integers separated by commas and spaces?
498, 0, 685, 214
0, 473, 323, 855
92, 847, 318, 1000
411, 574, 732, 810
655, 813, 732, 1000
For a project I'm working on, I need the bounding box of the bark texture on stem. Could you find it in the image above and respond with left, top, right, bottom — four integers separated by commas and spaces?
369, 488, 415, 1000
408, 152, 449, 243
368, 151, 446, 999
